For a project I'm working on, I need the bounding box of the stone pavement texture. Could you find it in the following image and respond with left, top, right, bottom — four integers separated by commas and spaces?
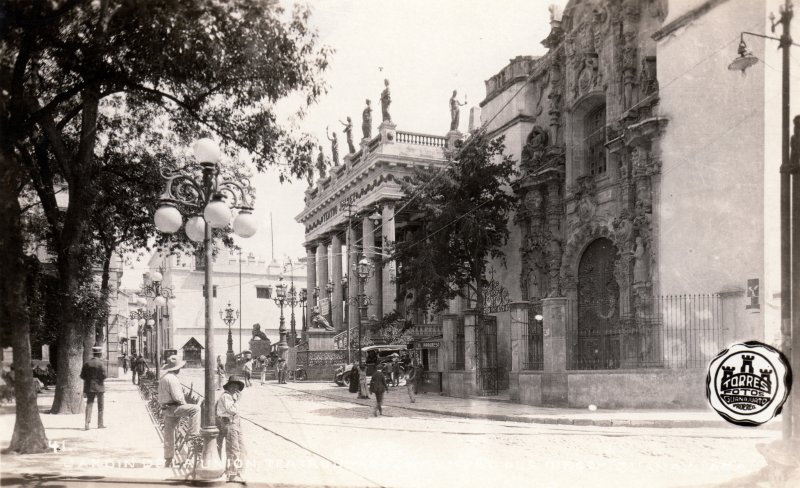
274, 380, 783, 430
0, 376, 184, 486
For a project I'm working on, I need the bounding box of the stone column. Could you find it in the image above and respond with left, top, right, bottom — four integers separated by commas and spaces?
381, 203, 396, 315
362, 215, 379, 320
306, 245, 316, 333
316, 241, 328, 309
463, 309, 479, 397
348, 225, 359, 336
542, 297, 568, 407
330, 232, 343, 331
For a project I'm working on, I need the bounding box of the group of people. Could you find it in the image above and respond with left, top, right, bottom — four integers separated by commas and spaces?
216, 355, 290, 390
350, 358, 425, 417
121, 353, 149, 385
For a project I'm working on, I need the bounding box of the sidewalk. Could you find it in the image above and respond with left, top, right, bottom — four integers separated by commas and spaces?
0, 375, 180, 485
277, 381, 782, 430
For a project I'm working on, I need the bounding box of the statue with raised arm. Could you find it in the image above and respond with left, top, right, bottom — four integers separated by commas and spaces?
326, 127, 339, 166
449, 90, 467, 131
380, 79, 392, 122
316, 145, 327, 179
340, 117, 356, 153
362, 99, 372, 139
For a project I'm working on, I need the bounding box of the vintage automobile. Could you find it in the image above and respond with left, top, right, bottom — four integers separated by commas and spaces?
334, 345, 408, 387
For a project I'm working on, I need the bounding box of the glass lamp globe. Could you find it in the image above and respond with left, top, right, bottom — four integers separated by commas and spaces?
233, 208, 257, 238
358, 258, 370, 280
151, 271, 163, 283
146, 319, 155, 326
193, 138, 220, 165
138, 297, 147, 307
204, 195, 231, 229
154, 296, 167, 306
138, 318, 145, 326
185, 215, 206, 242
154, 204, 182, 234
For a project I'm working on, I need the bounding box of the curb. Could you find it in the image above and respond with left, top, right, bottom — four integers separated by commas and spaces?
276, 384, 751, 430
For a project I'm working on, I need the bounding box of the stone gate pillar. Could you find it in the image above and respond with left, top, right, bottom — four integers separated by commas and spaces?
463, 309, 479, 397
542, 297, 568, 406
509, 302, 529, 401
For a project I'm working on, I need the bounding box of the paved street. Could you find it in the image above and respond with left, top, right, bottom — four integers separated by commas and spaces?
176, 370, 780, 488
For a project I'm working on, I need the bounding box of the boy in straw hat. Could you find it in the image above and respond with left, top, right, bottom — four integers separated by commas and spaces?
216, 375, 246, 482
158, 355, 200, 467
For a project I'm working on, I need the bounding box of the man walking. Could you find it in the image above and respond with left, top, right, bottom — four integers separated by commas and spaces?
122, 354, 129, 375
369, 365, 389, 417
132, 354, 148, 385
159, 355, 200, 467
80, 346, 106, 430
242, 356, 253, 388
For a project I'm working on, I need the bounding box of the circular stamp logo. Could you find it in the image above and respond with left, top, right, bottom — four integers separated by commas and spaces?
706, 341, 792, 426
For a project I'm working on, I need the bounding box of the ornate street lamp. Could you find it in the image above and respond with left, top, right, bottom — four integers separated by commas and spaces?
139, 268, 175, 378
153, 137, 256, 480
299, 288, 308, 343
284, 258, 300, 348
348, 256, 375, 365
219, 301, 239, 371
273, 275, 288, 359
129, 295, 153, 358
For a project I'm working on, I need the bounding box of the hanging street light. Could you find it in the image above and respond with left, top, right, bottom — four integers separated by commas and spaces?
153, 137, 257, 480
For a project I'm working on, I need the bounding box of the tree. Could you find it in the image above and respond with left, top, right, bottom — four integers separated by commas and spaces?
394, 131, 517, 314
1, 0, 330, 450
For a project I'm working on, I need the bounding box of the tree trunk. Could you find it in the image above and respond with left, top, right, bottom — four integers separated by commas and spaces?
0, 153, 49, 453
50, 276, 86, 414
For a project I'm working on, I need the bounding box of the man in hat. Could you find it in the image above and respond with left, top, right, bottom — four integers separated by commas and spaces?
277, 358, 288, 384
369, 364, 389, 417
216, 375, 246, 482
80, 346, 106, 430
158, 355, 200, 467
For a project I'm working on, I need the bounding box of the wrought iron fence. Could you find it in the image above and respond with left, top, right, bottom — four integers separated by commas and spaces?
450, 318, 465, 370
565, 294, 723, 370
521, 302, 544, 370
296, 349, 349, 367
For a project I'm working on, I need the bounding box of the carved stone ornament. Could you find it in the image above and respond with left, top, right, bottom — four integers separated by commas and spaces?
613, 253, 633, 291
610, 209, 634, 250
633, 236, 649, 285
521, 126, 549, 170
524, 188, 544, 213
574, 176, 598, 222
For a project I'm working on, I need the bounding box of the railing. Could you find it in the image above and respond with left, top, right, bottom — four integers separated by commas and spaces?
395, 131, 446, 147
564, 294, 723, 370
407, 323, 442, 338
521, 302, 544, 370
296, 349, 349, 367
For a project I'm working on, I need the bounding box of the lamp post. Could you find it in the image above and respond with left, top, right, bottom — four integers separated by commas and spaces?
352, 256, 375, 365
325, 279, 335, 326
273, 276, 288, 359
342, 274, 350, 361
285, 258, 299, 347
299, 288, 308, 343
220, 301, 239, 371
153, 137, 257, 480
139, 269, 174, 378
129, 296, 153, 358
729, 0, 799, 442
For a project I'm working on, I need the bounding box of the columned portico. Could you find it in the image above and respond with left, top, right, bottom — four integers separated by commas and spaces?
316, 241, 328, 311
330, 232, 343, 330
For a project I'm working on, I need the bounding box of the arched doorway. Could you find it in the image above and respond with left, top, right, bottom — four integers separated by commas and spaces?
575, 238, 620, 369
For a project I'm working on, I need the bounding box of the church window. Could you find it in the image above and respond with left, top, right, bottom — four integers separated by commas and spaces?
585, 105, 607, 176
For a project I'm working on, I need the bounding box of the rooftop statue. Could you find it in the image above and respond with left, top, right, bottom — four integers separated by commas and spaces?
326, 127, 339, 166
449, 90, 467, 131
316, 145, 328, 179
380, 78, 392, 123
340, 117, 356, 153
362, 99, 372, 139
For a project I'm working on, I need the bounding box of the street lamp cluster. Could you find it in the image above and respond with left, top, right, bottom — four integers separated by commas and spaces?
153, 137, 257, 480
136, 269, 175, 378
220, 301, 239, 371
344, 256, 376, 365
129, 300, 154, 358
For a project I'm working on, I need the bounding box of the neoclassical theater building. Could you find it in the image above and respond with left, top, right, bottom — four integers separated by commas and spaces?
298, 0, 779, 408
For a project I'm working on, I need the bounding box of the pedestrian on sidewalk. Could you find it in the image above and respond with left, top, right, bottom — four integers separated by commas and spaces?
258, 355, 267, 385
80, 346, 106, 430
242, 357, 253, 387
133, 354, 148, 385
406, 360, 419, 403
277, 359, 288, 384
369, 365, 388, 417
416, 360, 426, 395
216, 356, 226, 391
122, 354, 129, 375
348, 366, 359, 394
159, 355, 200, 468
216, 375, 246, 483
358, 364, 369, 399
392, 359, 402, 387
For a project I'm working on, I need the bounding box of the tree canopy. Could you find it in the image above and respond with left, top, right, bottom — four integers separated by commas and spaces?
394, 132, 517, 314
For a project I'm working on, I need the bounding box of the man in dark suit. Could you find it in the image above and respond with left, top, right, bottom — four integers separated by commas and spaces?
80, 346, 106, 430
369, 365, 389, 417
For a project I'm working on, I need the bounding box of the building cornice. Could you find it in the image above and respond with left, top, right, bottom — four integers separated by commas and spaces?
652, 0, 730, 42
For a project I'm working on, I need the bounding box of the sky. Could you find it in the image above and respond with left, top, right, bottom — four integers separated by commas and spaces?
236, 0, 563, 265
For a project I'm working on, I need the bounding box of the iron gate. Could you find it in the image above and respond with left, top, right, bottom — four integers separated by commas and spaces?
476, 315, 499, 395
